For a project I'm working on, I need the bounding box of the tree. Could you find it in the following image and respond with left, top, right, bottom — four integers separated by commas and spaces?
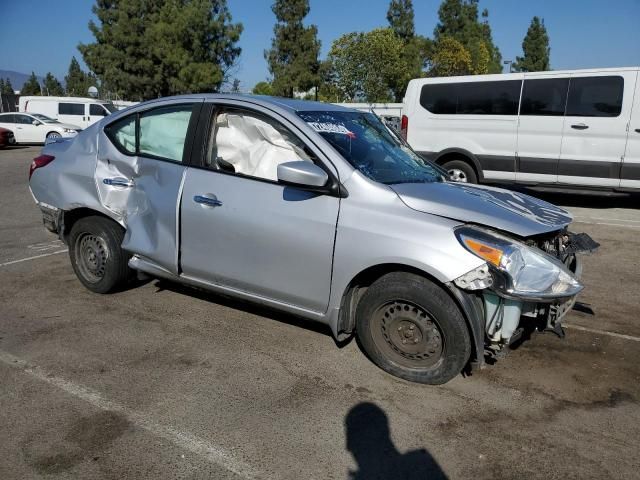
252, 81, 274, 95
433, 0, 501, 74
43, 73, 64, 96
65, 57, 96, 96
231, 78, 241, 93
429, 36, 472, 76
21, 72, 42, 95
79, 0, 243, 100
327, 28, 409, 102
387, 0, 415, 40
1, 78, 14, 95
265, 0, 321, 98
513, 17, 550, 72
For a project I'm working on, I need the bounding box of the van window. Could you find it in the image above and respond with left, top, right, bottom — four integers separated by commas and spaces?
566, 76, 623, 117
139, 105, 193, 163
420, 80, 521, 115
90, 104, 108, 116
520, 78, 569, 116
59, 103, 85, 116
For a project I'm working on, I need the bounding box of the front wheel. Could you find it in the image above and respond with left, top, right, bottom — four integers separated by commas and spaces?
442, 160, 477, 184
356, 272, 471, 385
46, 131, 62, 140
68, 216, 132, 293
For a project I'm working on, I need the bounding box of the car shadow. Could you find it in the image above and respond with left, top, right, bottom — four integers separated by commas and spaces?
1, 145, 31, 150
345, 402, 448, 480
499, 185, 640, 209
151, 278, 342, 343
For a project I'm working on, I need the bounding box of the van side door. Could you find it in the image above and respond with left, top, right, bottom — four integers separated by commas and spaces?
558, 72, 636, 187
58, 102, 86, 128
620, 71, 640, 189
516, 75, 569, 183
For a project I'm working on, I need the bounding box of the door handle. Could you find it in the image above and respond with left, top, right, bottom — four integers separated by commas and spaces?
194, 194, 223, 207
103, 177, 134, 188
571, 123, 589, 130
635, 128, 640, 133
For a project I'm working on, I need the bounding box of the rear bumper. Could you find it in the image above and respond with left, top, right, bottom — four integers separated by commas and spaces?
37, 202, 63, 234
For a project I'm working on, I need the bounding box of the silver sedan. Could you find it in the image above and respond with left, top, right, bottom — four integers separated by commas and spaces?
28, 95, 597, 384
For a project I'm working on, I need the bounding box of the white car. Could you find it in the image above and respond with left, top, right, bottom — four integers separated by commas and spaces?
0, 112, 81, 144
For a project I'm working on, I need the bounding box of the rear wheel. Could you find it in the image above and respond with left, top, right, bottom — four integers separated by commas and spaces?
442, 159, 477, 184
356, 272, 471, 385
68, 216, 132, 293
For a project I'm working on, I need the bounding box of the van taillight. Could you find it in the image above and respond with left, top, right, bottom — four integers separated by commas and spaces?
29, 154, 55, 180
400, 115, 408, 141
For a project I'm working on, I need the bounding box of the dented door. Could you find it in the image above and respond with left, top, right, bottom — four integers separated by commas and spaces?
96, 101, 201, 274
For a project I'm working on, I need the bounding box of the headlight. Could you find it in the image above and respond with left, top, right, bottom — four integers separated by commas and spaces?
63, 128, 76, 133
455, 226, 583, 300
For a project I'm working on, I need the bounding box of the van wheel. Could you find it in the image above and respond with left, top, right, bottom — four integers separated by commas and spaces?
356, 272, 471, 385
68, 216, 132, 294
46, 132, 62, 139
442, 160, 477, 184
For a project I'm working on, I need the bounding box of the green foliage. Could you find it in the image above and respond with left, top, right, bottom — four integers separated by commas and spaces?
387, 0, 415, 40
252, 81, 274, 95
43, 72, 65, 96
265, 0, 321, 98
513, 17, 550, 72
429, 36, 472, 76
79, 0, 243, 100
327, 28, 409, 102
65, 57, 97, 96
21, 72, 41, 95
2, 78, 13, 94
433, 0, 502, 74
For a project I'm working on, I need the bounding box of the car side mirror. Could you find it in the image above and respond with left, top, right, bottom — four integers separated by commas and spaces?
277, 161, 328, 188
32, 120, 40, 126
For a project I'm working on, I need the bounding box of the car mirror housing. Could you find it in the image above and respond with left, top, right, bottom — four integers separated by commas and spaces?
277, 161, 328, 188
32, 120, 40, 126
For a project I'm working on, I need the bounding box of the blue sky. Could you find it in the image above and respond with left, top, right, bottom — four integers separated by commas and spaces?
1, 0, 639, 91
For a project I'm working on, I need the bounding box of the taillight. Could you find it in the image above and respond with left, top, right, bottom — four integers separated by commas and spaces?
29, 154, 55, 180
400, 114, 408, 141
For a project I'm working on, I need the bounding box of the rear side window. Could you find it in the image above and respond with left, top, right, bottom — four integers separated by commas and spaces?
89, 104, 108, 116
59, 103, 84, 116
566, 76, 624, 117
420, 80, 521, 115
105, 104, 194, 162
0, 114, 16, 123
520, 78, 569, 116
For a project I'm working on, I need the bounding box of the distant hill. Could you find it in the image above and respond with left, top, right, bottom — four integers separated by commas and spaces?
0, 70, 46, 92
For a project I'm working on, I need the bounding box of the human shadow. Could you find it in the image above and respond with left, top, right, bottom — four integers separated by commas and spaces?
345, 402, 448, 480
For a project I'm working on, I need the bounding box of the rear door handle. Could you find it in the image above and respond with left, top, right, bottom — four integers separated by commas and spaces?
571, 123, 589, 130
635, 128, 640, 133
194, 194, 222, 207
103, 177, 134, 188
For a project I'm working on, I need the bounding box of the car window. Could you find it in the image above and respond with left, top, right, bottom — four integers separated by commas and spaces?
15, 115, 34, 125
520, 78, 569, 116
59, 103, 85, 116
206, 108, 312, 182
105, 115, 137, 155
138, 105, 193, 163
90, 104, 108, 116
566, 76, 624, 117
0, 114, 15, 124
420, 80, 521, 115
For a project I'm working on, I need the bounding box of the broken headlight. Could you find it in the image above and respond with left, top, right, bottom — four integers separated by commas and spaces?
455, 226, 583, 300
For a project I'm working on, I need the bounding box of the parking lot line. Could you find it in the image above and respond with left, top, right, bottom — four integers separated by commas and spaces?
0, 249, 68, 268
564, 323, 640, 342
572, 220, 640, 229
0, 349, 260, 480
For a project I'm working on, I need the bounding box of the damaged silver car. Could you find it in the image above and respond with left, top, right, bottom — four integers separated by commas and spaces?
29, 95, 598, 384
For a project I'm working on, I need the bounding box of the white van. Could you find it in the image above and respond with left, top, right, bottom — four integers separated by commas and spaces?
19, 96, 117, 129
402, 67, 640, 192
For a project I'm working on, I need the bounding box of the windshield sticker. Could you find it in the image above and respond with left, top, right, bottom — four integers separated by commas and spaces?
308, 122, 355, 138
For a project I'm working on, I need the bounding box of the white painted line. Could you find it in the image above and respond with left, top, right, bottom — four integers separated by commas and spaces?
572, 220, 640, 229
573, 216, 640, 224
0, 350, 259, 480
0, 249, 68, 268
564, 323, 640, 342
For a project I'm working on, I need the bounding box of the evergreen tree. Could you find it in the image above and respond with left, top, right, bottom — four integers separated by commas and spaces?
2, 79, 14, 94
387, 0, 415, 40
513, 17, 550, 72
433, 0, 501, 74
21, 72, 42, 95
265, 0, 321, 98
65, 57, 96, 96
43, 73, 65, 96
231, 78, 241, 93
79, 0, 243, 100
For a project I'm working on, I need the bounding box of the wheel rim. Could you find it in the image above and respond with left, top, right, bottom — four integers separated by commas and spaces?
370, 300, 444, 369
448, 168, 467, 182
74, 233, 109, 283
48, 132, 61, 138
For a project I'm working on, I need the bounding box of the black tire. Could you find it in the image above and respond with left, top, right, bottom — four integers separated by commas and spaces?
442, 160, 478, 184
46, 131, 62, 139
68, 216, 132, 294
356, 272, 471, 385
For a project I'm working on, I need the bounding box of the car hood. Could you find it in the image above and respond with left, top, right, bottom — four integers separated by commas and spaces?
390, 181, 572, 237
